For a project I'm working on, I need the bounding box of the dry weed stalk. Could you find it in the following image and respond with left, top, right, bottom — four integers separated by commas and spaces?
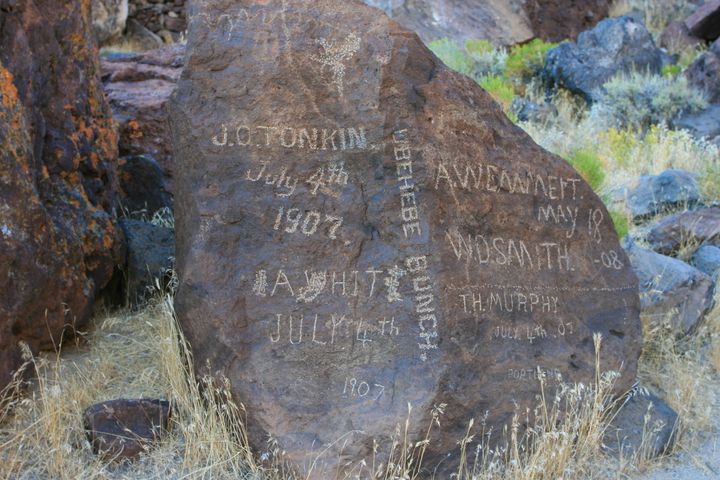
1, 293, 718, 479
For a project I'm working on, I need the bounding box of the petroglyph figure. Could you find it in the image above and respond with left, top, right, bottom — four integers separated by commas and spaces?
310, 33, 361, 96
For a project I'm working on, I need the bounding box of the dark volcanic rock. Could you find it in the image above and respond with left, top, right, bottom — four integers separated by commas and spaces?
692, 244, 720, 278
624, 170, 700, 222
102, 43, 183, 188
363, 0, 609, 46
523, 0, 610, 43
169, 1, 642, 477
660, 20, 703, 52
544, 16, 663, 103
672, 104, 720, 143
84, 399, 171, 460
605, 389, 678, 459
0, 1, 123, 390
625, 239, 714, 335
119, 155, 172, 215
119, 219, 174, 307
365, 0, 534, 47
684, 40, 720, 104
685, 0, 720, 41
647, 207, 720, 255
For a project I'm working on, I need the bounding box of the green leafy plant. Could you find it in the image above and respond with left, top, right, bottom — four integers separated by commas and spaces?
662, 64, 681, 77
465, 39, 507, 77
609, 209, 630, 239
504, 39, 558, 80
428, 38, 474, 76
565, 149, 606, 192
478, 75, 515, 110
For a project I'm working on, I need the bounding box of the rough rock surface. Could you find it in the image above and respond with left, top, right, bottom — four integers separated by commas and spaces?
119, 155, 172, 215
0, 0, 123, 390
684, 40, 720, 104
672, 104, 720, 143
624, 170, 700, 222
92, 0, 129, 45
119, 219, 174, 307
647, 207, 720, 255
363, 0, 609, 46
84, 399, 171, 460
101, 43, 183, 187
692, 244, 720, 278
128, 0, 186, 43
169, 1, 642, 476
625, 240, 714, 335
685, 0, 720, 41
660, 20, 703, 52
523, 0, 610, 43
544, 16, 663, 103
604, 390, 678, 459
369, 0, 534, 46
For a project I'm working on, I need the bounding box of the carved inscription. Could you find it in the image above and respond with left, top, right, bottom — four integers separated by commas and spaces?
392, 129, 441, 362
211, 124, 369, 151
433, 161, 582, 200
445, 228, 573, 271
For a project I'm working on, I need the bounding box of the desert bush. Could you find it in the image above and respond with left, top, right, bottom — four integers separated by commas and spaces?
428, 38, 474, 76
478, 74, 516, 110
564, 148, 606, 191
590, 72, 707, 131
465, 39, 508, 77
504, 39, 558, 81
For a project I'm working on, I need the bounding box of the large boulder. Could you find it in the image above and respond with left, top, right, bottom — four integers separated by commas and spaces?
624, 170, 700, 222
118, 155, 173, 215
604, 389, 678, 459
672, 104, 720, 144
523, 0, 610, 43
625, 240, 714, 335
169, 1, 642, 477
101, 43, 183, 189
660, 20, 703, 52
684, 39, 720, 104
92, 0, 129, 45
685, 0, 720, 42
119, 219, 174, 308
363, 0, 609, 47
0, 0, 123, 390
544, 16, 663, 103
647, 206, 720, 255
692, 244, 720, 279
368, 0, 534, 46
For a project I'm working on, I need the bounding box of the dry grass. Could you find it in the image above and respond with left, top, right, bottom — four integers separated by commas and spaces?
636, 290, 720, 462
3, 293, 717, 479
0, 298, 261, 479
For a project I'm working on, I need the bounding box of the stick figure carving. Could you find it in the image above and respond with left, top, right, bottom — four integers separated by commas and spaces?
310, 33, 361, 96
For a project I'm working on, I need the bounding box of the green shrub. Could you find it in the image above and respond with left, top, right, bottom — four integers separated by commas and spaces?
505, 39, 558, 80
592, 72, 707, 131
564, 149, 606, 191
662, 64, 681, 77
465, 39, 507, 77
478, 75, 515, 110
428, 38, 473, 76
609, 209, 630, 240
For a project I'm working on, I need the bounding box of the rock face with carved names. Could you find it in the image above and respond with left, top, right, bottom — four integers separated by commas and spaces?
169, 1, 642, 477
